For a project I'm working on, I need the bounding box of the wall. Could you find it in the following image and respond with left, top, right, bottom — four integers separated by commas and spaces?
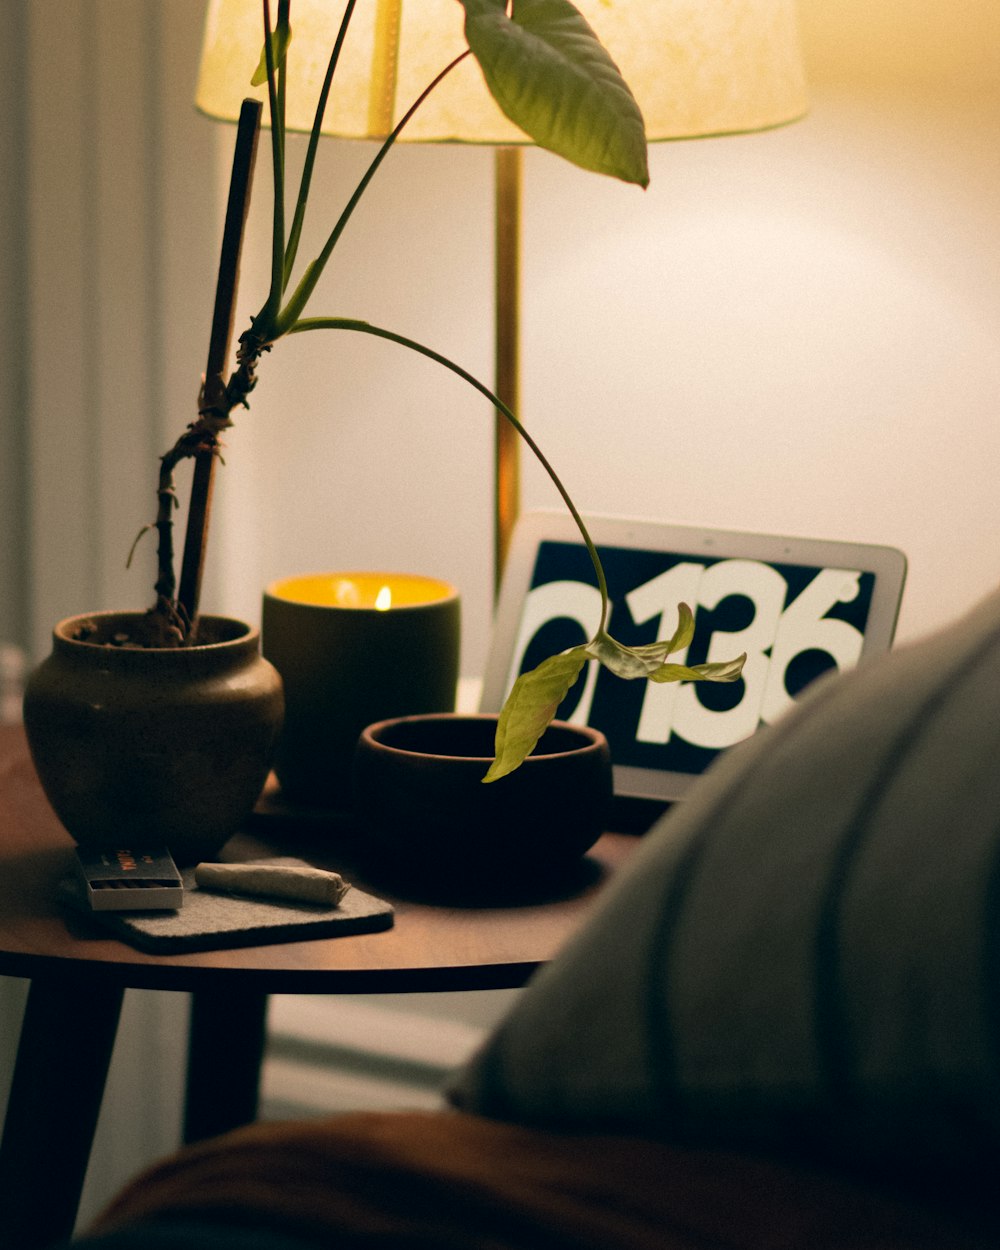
209, 0, 1000, 681
0, 4, 30, 653
0, 0, 223, 661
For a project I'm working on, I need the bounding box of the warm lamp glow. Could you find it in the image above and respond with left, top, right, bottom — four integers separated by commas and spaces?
268, 571, 456, 609
200, 2, 807, 586
196, 1, 808, 143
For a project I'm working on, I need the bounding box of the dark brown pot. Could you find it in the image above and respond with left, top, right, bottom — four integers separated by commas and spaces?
353, 713, 611, 896
23, 612, 284, 864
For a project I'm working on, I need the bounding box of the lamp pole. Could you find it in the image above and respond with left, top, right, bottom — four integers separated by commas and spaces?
493, 145, 522, 597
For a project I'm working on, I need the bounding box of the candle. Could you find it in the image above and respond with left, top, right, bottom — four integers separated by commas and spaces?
270, 572, 454, 611
262, 572, 460, 808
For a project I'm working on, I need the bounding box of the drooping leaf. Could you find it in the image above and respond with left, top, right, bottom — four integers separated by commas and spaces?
652, 600, 696, 656
585, 603, 697, 678
251, 13, 292, 87
585, 618, 746, 685
484, 602, 746, 779
460, 0, 649, 187
585, 631, 653, 679
484, 646, 589, 783
647, 656, 748, 684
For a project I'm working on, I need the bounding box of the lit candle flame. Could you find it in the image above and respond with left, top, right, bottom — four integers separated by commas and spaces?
374, 585, 392, 612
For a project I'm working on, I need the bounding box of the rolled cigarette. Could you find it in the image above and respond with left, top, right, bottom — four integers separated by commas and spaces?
194, 862, 351, 906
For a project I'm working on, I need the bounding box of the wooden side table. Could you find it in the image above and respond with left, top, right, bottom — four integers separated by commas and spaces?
0, 724, 635, 1249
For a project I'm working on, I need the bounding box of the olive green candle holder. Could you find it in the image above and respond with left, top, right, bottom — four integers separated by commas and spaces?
262, 572, 460, 808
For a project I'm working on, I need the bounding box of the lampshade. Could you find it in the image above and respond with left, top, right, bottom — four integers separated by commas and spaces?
196, 1, 808, 143
195, 1, 807, 590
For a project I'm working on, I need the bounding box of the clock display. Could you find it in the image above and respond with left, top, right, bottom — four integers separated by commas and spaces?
505, 540, 877, 779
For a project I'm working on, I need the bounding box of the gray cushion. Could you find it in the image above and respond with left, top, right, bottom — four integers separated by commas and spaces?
448, 589, 1000, 1183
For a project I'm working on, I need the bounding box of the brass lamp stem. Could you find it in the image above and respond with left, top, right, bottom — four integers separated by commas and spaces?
494, 145, 522, 598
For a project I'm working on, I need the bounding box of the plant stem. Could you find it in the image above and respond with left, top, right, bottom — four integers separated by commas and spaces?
273, 50, 471, 337
289, 316, 610, 630
284, 0, 359, 288
261, 0, 287, 323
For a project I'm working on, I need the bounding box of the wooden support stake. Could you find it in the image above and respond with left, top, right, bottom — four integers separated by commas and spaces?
178, 98, 263, 630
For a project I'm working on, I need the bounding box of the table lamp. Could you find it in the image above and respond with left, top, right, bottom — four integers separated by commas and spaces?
196, 0, 807, 589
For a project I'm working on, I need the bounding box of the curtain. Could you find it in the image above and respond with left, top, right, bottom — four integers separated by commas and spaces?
0, 0, 223, 1227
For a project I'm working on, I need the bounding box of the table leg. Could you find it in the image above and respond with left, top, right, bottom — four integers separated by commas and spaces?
184, 988, 268, 1144
0, 977, 124, 1249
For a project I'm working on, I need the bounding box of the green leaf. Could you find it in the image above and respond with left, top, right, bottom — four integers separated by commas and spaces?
484, 646, 589, 783
460, 0, 649, 187
483, 604, 745, 780
251, 15, 292, 87
657, 599, 696, 655
588, 602, 696, 675
647, 656, 748, 684
585, 610, 746, 685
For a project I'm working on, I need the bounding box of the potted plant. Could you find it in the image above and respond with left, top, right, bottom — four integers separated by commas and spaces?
23, 0, 744, 862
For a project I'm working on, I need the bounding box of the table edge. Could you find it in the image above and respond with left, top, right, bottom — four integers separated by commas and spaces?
0, 949, 546, 994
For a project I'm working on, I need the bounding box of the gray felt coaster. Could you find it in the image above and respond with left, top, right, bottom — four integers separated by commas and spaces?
60, 869, 394, 954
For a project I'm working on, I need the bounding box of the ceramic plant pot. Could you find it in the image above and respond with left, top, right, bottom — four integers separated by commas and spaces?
23, 611, 284, 864
353, 712, 612, 895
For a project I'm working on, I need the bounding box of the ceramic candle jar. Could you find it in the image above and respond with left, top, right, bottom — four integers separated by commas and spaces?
262, 571, 460, 808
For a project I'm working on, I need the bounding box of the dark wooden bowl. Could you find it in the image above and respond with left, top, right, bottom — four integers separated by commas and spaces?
353, 713, 612, 896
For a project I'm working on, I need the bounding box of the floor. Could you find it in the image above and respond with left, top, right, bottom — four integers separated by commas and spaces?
259, 989, 518, 1118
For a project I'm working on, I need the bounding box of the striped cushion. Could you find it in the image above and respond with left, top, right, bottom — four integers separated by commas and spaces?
449, 589, 1000, 1184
